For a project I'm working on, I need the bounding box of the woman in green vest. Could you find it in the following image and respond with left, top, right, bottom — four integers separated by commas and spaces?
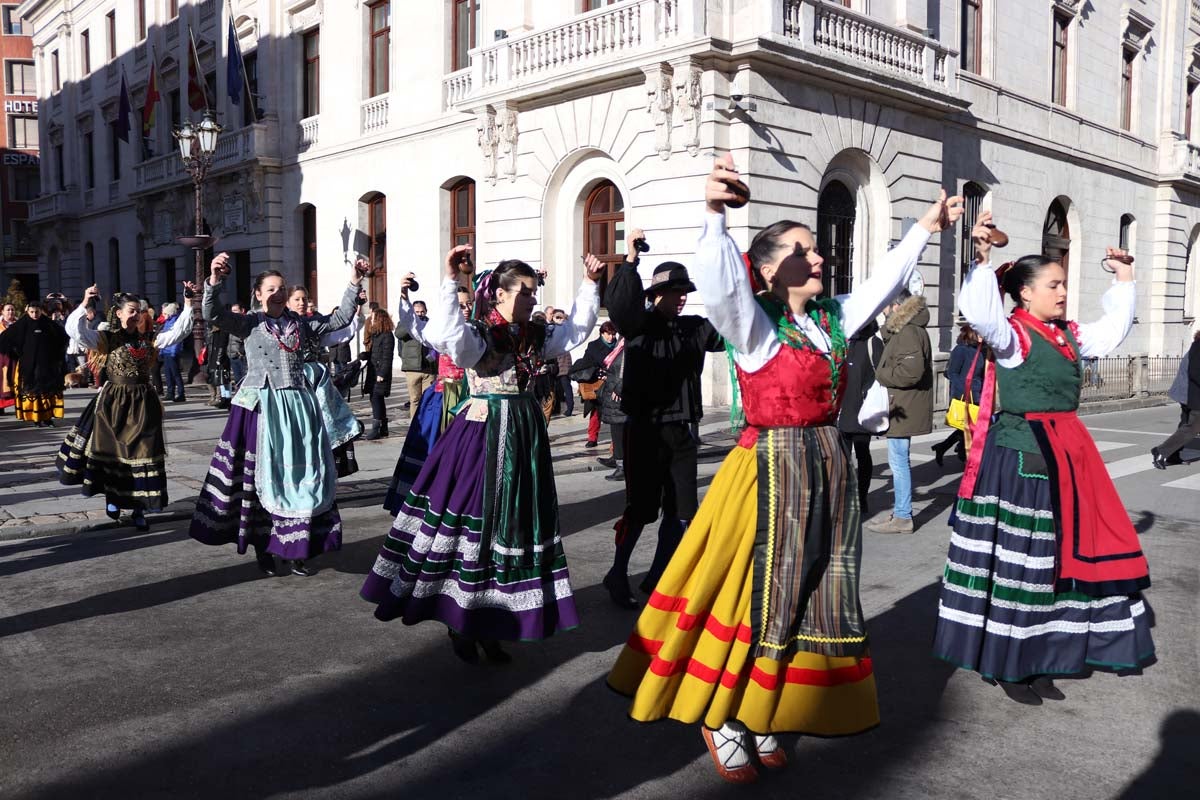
933, 209, 1153, 705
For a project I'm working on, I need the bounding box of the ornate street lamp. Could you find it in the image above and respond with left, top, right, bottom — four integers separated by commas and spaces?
173, 111, 222, 379
173, 111, 223, 283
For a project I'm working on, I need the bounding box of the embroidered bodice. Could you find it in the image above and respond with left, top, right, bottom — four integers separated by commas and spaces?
737, 345, 846, 428
102, 332, 156, 383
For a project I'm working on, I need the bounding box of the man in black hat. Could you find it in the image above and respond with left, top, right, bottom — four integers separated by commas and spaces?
603, 227, 724, 608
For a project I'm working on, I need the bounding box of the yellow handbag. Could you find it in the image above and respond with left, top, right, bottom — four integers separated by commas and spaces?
944, 345, 983, 432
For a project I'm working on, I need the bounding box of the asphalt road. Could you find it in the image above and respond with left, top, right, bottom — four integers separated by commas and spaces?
0, 406, 1197, 799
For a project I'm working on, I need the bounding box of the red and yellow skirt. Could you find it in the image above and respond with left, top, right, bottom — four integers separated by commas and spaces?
607, 444, 878, 735
13, 366, 64, 423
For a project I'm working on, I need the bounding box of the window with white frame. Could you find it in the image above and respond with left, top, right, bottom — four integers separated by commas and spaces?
6, 60, 35, 95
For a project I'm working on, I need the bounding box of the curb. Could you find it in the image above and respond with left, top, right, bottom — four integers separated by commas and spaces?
0, 443, 739, 544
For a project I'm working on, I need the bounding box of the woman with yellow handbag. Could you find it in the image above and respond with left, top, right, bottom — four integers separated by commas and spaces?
933, 324, 986, 466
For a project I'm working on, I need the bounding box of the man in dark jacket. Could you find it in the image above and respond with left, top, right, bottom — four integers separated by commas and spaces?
603, 227, 724, 608
868, 290, 933, 534
397, 299, 436, 419
1152, 329, 1200, 468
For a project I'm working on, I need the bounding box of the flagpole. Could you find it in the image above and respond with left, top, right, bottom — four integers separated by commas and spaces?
188, 25, 211, 114
224, 0, 257, 124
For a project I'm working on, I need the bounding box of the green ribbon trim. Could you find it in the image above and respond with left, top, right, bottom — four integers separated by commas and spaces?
943, 566, 1092, 606
956, 497, 1056, 532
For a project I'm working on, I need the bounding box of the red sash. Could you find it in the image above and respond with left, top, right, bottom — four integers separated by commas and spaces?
1027, 410, 1149, 594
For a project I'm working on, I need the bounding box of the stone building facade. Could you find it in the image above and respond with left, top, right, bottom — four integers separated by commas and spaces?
0, 5, 38, 298
16, 0, 1200, 403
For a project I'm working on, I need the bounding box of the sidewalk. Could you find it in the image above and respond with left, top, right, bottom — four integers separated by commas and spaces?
0, 386, 738, 541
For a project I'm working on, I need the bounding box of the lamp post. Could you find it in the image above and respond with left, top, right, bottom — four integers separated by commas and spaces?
173, 111, 222, 381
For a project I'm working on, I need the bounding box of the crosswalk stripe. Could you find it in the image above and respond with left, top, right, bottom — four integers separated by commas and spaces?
1107, 455, 1158, 480
1163, 472, 1200, 491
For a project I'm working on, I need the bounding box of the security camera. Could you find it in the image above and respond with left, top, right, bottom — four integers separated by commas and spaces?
730, 93, 745, 103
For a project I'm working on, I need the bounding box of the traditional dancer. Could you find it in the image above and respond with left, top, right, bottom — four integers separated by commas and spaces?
189, 254, 364, 578
361, 246, 602, 663
0, 302, 17, 415
604, 226, 725, 607
609, 155, 963, 783
933, 210, 1153, 704
381, 278, 472, 515
0, 300, 69, 426
57, 284, 197, 530
290, 283, 364, 478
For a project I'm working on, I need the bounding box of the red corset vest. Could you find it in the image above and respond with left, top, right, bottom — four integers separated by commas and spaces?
736, 344, 843, 429
437, 353, 465, 381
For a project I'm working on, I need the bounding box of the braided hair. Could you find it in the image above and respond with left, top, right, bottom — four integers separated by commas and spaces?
998, 255, 1056, 308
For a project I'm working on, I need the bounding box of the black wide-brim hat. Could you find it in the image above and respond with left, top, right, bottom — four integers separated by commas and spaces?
646, 261, 697, 295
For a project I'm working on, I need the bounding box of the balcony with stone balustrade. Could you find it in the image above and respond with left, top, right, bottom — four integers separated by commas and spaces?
27, 190, 80, 223
131, 123, 280, 196
441, 0, 958, 112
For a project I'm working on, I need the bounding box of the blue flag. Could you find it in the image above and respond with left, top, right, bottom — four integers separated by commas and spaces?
227, 17, 243, 106
115, 74, 132, 142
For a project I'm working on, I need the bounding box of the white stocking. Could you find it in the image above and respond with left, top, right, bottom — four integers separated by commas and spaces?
754, 734, 780, 756
710, 723, 752, 770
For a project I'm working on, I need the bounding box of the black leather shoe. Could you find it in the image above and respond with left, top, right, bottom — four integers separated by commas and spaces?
479, 640, 512, 664
597, 456, 617, 469
605, 467, 625, 482
584, 440, 599, 449
291, 560, 314, 577
603, 570, 638, 609
1029, 677, 1065, 701
998, 680, 1042, 705
1151, 447, 1168, 470
105, 506, 121, 521
448, 630, 480, 664
256, 551, 278, 577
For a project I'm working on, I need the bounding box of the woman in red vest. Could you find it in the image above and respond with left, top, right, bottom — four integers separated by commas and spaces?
608, 154, 963, 783
933, 211, 1152, 704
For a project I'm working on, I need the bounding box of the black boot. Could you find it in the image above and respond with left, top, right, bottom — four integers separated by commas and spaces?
255, 547, 278, 577
1151, 447, 1168, 470
602, 569, 638, 609
448, 630, 480, 663
364, 419, 383, 441
479, 640, 512, 664
379, 419, 389, 438
291, 560, 314, 577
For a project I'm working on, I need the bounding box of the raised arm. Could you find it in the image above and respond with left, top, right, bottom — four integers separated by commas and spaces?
605, 233, 650, 337
67, 288, 101, 351
840, 190, 961, 336
1075, 251, 1136, 358
320, 306, 362, 347
693, 211, 776, 355
543, 277, 600, 358
422, 277, 487, 368
395, 281, 430, 346
839, 224, 931, 336
155, 294, 195, 349
308, 282, 361, 336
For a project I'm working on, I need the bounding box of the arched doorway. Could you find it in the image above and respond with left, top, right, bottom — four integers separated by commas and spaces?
83, 242, 95, 287
107, 238, 121, 293
300, 204, 318, 307
448, 177, 476, 251
817, 180, 855, 297
961, 182, 988, 284
1042, 199, 1071, 278
358, 192, 387, 307
582, 180, 625, 305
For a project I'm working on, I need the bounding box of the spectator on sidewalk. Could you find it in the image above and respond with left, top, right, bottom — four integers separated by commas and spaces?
570, 321, 618, 447
603, 226, 724, 607
837, 319, 884, 515
598, 334, 628, 481
0, 302, 17, 415
227, 303, 247, 389
867, 289, 933, 534
552, 310, 575, 416
158, 303, 187, 403
363, 307, 396, 440
1152, 328, 1200, 469
398, 300, 436, 419
932, 323, 987, 467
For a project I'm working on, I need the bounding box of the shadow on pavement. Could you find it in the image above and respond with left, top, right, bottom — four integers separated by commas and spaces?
1116, 709, 1200, 798
15, 581, 959, 800
0, 527, 176, 578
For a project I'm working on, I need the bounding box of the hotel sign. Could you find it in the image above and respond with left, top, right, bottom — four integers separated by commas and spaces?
3, 100, 38, 114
